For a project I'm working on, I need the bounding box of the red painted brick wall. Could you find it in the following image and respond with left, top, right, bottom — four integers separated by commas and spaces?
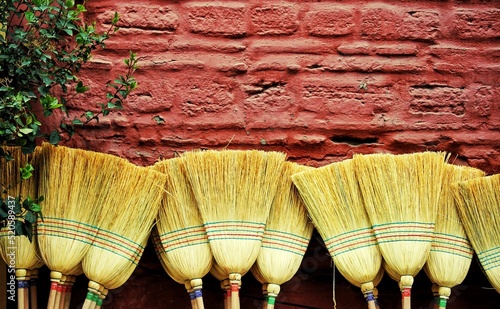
40, 1, 500, 308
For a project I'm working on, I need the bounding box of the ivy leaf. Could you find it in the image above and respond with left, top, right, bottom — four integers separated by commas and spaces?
20, 163, 34, 180
49, 130, 61, 144
24, 211, 37, 224
14, 220, 25, 237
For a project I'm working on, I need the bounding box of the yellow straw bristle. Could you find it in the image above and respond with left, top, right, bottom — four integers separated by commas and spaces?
251, 162, 313, 289
182, 149, 286, 309
353, 151, 448, 308
152, 157, 213, 285
0, 146, 44, 270
424, 164, 485, 301
292, 158, 382, 306
452, 174, 500, 293
81, 162, 166, 290
153, 157, 213, 309
181, 150, 286, 276
251, 162, 314, 308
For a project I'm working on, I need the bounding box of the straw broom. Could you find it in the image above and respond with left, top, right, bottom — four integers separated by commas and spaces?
0, 146, 44, 309
182, 149, 286, 309
353, 152, 448, 309
250, 266, 268, 309
80, 160, 166, 308
151, 228, 199, 309
451, 174, 500, 293
292, 158, 383, 309
152, 157, 214, 309
424, 164, 485, 308
210, 260, 233, 309
37, 143, 121, 309
251, 162, 314, 309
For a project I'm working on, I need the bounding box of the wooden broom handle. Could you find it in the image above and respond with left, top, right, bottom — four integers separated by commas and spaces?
224, 287, 231, 309
30, 270, 38, 309
231, 283, 239, 309
194, 291, 204, 309
47, 281, 58, 309
401, 288, 411, 309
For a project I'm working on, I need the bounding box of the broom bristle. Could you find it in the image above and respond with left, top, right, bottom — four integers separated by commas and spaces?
353, 152, 448, 280
0, 146, 44, 270
424, 164, 485, 295
252, 162, 314, 286
152, 158, 213, 283
181, 149, 286, 276
292, 158, 382, 304
82, 162, 166, 290
37, 144, 110, 274
452, 174, 500, 293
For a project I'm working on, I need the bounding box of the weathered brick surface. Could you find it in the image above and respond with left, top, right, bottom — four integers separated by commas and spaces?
67, 0, 500, 176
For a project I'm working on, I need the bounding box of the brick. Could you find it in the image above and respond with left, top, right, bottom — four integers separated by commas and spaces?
310, 55, 426, 73
409, 86, 466, 115
125, 79, 175, 114
399, 10, 440, 41
244, 81, 298, 129
250, 38, 333, 54
455, 9, 500, 39
297, 77, 399, 130
170, 39, 247, 53
250, 4, 299, 35
470, 86, 493, 117
305, 6, 355, 37
186, 2, 246, 37
97, 5, 179, 31
361, 4, 401, 40
375, 44, 419, 56
142, 58, 205, 71
250, 55, 300, 72
337, 43, 372, 55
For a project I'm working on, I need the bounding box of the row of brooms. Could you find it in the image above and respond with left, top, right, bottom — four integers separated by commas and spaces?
0, 144, 499, 309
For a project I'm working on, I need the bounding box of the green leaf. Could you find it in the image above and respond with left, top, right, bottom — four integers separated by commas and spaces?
25, 211, 37, 224
65, 0, 75, 8
49, 130, 61, 144
14, 220, 25, 237
19, 128, 34, 135
72, 118, 83, 125
25, 11, 36, 23
20, 163, 34, 180
75, 81, 90, 93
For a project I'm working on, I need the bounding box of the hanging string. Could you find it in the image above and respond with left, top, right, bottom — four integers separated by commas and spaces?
332, 260, 337, 309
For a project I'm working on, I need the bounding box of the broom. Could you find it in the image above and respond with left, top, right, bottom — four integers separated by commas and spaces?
151, 228, 199, 309
0, 146, 44, 309
423, 164, 485, 308
251, 161, 314, 309
37, 143, 120, 309
182, 149, 286, 309
152, 157, 214, 309
210, 260, 233, 309
80, 160, 166, 308
292, 158, 383, 309
250, 265, 268, 309
353, 152, 448, 309
451, 174, 500, 293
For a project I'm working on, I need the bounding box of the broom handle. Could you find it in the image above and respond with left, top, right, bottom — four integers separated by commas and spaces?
189, 290, 197, 309
30, 273, 38, 309
53, 283, 63, 309
266, 296, 275, 309
17, 281, 28, 309
401, 288, 411, 309
365, 291, 376, 309
231, 283, 239, 309
64, 283, 72, 309
82, 291, 96, 309
438, 297, 447, 309
224, 287, 231, 309
194, 290, 205, 309
47, 281, 58, 309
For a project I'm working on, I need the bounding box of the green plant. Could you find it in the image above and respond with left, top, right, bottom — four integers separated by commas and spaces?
0, 0, 138, 239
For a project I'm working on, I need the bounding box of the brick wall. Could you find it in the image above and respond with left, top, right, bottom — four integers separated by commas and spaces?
48, 0, 499, 175
40, 1, 500, 307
